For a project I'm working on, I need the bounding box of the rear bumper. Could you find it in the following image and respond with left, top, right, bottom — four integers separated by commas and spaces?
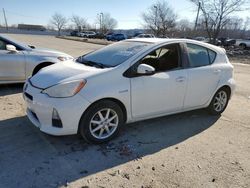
228, 78, 236, 98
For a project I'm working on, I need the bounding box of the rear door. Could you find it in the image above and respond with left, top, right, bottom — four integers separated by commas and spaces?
0, 38, 26, 81
183, 43, 221, 109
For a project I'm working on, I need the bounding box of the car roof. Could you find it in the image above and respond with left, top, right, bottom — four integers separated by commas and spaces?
126, 38, 225, 54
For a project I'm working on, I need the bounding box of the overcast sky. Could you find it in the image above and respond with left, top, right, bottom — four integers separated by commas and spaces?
1, 0, 249, 29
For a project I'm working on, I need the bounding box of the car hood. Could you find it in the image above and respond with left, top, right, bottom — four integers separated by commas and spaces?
28, 48, 72, 58
30, 61, 108, 89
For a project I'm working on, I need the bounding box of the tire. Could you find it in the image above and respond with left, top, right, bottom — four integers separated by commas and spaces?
239, 43, 247, 50
208, 87, 230, 115
79, 100, 124, 144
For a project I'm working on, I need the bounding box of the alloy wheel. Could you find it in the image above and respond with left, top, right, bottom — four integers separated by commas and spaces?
213, 90, 228, 112
89, 108, 119, 139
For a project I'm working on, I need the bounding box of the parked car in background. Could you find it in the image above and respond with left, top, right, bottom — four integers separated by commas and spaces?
24, 38, 235, 144
136, 34, 155, 38
70, 30, 79, 36
206, 38, 222, 46
194, 37, 221, 46
106, 33, 127, 41
235, 38, 250, 49
194, 37, 206, 42
79, 31, 96, 38
95, 32, 105, 39
222, 39, 236, 46
0, 35, 73, 84
133, 32, 143, 38
105, 32, 114, 41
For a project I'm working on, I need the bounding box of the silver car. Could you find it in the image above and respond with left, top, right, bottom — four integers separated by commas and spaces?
0, 35, 73, 84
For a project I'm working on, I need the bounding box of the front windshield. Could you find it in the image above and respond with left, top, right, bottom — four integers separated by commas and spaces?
77, 41, 151, 67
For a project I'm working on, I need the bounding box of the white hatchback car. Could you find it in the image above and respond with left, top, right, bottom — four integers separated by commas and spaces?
23, 38, 235, 144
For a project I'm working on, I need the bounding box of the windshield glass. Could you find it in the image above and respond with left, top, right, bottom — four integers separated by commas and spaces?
77, 41, 151, 67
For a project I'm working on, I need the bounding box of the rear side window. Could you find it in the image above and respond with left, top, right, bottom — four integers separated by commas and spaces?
186, 43, 216, 67
208, 49, 216, 63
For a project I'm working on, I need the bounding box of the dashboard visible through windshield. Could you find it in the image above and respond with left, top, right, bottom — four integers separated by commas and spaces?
77, 41, 151, 68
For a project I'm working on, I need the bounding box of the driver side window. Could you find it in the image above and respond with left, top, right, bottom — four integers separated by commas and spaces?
0, 40, 6, 50
140, 43, 181, 73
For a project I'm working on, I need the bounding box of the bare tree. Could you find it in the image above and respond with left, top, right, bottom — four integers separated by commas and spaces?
243, 17, 250, 31
98, 13, 118, 33
142, 1, 177, 37
225, 17, 244, 31
177, 19, 193, 32
50, 13, 67, 36
190, 0, 247, 43
71, 15, 89, 31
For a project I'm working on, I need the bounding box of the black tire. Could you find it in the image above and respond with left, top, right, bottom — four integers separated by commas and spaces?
208, 87, 230, 115
239, 43, 247, 50
79, 100, 124, 144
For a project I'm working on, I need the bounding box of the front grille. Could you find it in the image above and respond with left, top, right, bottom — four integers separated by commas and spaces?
24, 92, 33, 101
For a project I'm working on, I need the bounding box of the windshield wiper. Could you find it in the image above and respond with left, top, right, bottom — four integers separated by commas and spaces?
76, 57, 109, 68
84, 61, 106, 68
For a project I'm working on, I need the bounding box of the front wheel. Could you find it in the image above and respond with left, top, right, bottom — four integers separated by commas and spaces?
208, 88, 230, 115
79, 100, 124, 144
239, 43, 247, 50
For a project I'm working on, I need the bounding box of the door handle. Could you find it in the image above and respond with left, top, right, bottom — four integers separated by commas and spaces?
176, 76, 185, 82
213, 69, 221, 74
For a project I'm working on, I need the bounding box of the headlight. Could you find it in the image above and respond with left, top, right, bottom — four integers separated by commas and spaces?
41, 80, 86, 98
57, 56, 73, 61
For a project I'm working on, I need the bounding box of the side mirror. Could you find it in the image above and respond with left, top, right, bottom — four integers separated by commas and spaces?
6, 44, 18, 53
137, 64, 155, 75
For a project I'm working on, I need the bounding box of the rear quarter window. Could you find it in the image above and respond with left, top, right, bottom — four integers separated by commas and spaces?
208, 49, 216, 63
186, 43, 217, 68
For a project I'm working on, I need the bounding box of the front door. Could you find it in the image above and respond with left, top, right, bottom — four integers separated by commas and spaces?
130, 43, 188, 119
0, 39, 26, 81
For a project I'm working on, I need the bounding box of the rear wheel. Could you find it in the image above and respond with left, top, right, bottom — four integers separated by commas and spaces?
79, 100, 124, 144
208, 88, 230, 115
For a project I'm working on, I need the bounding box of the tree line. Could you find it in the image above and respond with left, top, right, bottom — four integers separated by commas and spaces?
50, 13, 117, 36
49, 0, 250, 43
142, 0, 250, 43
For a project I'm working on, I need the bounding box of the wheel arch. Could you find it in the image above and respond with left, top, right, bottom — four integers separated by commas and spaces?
206, 84, 233, 108
78, 97, 128, 133
239, 43, 247, 49
239, 43, 246, 46
219, 85, 231, 97
32, 62, 54, 76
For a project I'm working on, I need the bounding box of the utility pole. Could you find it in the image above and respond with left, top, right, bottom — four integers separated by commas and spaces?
98, 13, 103, 33
154, 5, 158, 26
100, 12, 103, 33
2, 8, 8, 31
154, 5, 158, 36
194, 1, 201, 30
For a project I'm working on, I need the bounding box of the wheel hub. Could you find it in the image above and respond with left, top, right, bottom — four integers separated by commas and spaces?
89, 108, 119, 139
214, 90, 227, 112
